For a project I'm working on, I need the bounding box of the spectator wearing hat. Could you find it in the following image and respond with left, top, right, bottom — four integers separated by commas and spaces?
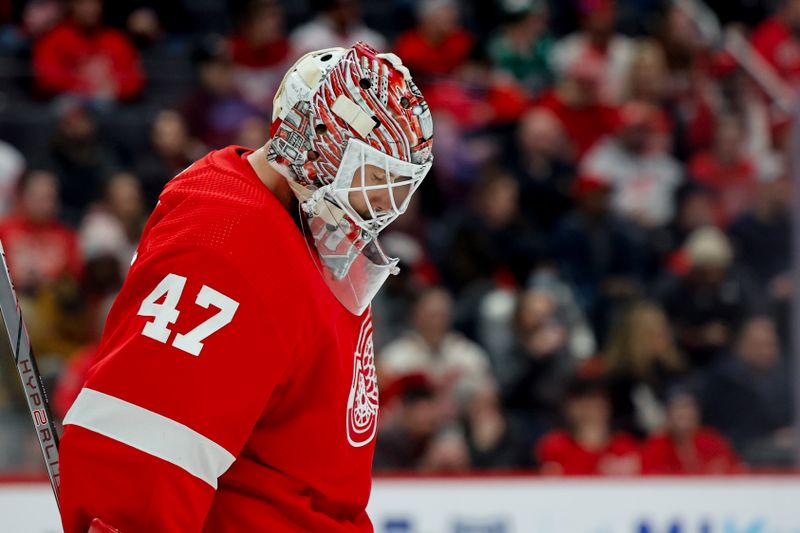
582, 100, 683, 228
642, 387, 742, 474
486, 0, 554, 95
535, 375, 641, 475
550, 0, 635, 105
701, 316, 794, 466
550, 173, 643, 340
657, 226, 762, 367
32, 0, 144, 103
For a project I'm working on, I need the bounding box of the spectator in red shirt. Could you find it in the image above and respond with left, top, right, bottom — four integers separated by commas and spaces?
228, 0, 291, 113
642, 387, 742, 475
688, 114, 757, 227
534, 52, 619, 158
751, 0, 800, 86
393, 0, 473, 83
536, 376, 641, 475
32, 0, 144, 102
0, 170, 82, 295
550, 0, 635, 104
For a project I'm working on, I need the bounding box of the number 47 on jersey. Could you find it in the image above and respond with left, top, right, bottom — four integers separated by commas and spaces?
137, 273, 239, 356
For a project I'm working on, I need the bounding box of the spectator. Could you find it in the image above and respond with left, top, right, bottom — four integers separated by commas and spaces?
511, 108, 576, 229
289, 0, 386, 56
0, 170, 81, 295
550, 0, 635, 104
486, 0, 554, 95
32, 0, 144, 103
623, 39, 669, 107
458, 376, 530, 469
46, 101, 118, 222
535, 376, 641, 475
439, 170, 543, 295
702, 316, 794, 466
379, 286, 491, 407
502, 289, 577, 429
422, 59, 528, 136
228, 0, 290, 113
688, 114, 757, 227
235, 115, 271, 151
658, 226, 762, 367
534, 51, 620, 157
582, 101, 683, 228
603, 301, 687, 435
642, 388, 742, 474
373, 374, 443, 471
394, 0, 473, 83
646, 183, 715, 279
527, 263, 596, 360
182, 38, 262, 150
0, 140, 25, 218
0, 171, 88, 359
0, 0, 63, 54
750, 0, 800, 87
655, 4, 717, 159
729, 177, 791, 304
79, 171, 144, 274
135, 109, 199, 206
418, 427, 471, 473
549, 174, 642, 339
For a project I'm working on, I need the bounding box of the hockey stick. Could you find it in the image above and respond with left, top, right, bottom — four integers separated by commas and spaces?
0, 241, 60, 508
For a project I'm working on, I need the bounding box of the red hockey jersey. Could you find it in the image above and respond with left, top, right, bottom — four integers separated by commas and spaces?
59, 146, 379, 532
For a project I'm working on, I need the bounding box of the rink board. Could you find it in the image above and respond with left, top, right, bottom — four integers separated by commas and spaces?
1, 476, 799, 532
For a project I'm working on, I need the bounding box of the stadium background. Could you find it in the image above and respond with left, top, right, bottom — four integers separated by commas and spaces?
0, 0, 799, 530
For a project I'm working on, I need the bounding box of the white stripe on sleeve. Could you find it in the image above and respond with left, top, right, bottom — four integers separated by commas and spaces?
63, 388, 236, 489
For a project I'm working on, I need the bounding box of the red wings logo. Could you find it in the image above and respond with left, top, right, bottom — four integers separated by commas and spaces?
346, 316, 379, 447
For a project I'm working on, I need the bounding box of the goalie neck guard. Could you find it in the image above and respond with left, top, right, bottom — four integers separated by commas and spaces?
267, 42, 434, 315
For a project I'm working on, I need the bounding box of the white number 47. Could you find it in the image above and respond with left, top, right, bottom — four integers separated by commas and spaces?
137, 273, 239, 356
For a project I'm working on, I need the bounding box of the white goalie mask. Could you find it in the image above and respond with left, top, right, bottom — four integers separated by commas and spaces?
267, 42, 434, 314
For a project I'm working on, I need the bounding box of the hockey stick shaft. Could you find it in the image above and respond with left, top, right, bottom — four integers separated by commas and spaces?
0, 241, 60, 507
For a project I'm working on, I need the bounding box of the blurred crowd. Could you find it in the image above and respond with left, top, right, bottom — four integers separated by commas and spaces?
0, 0, 797, 476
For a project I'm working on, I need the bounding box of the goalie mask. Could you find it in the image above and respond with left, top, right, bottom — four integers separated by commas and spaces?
267, 42, 434, 315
